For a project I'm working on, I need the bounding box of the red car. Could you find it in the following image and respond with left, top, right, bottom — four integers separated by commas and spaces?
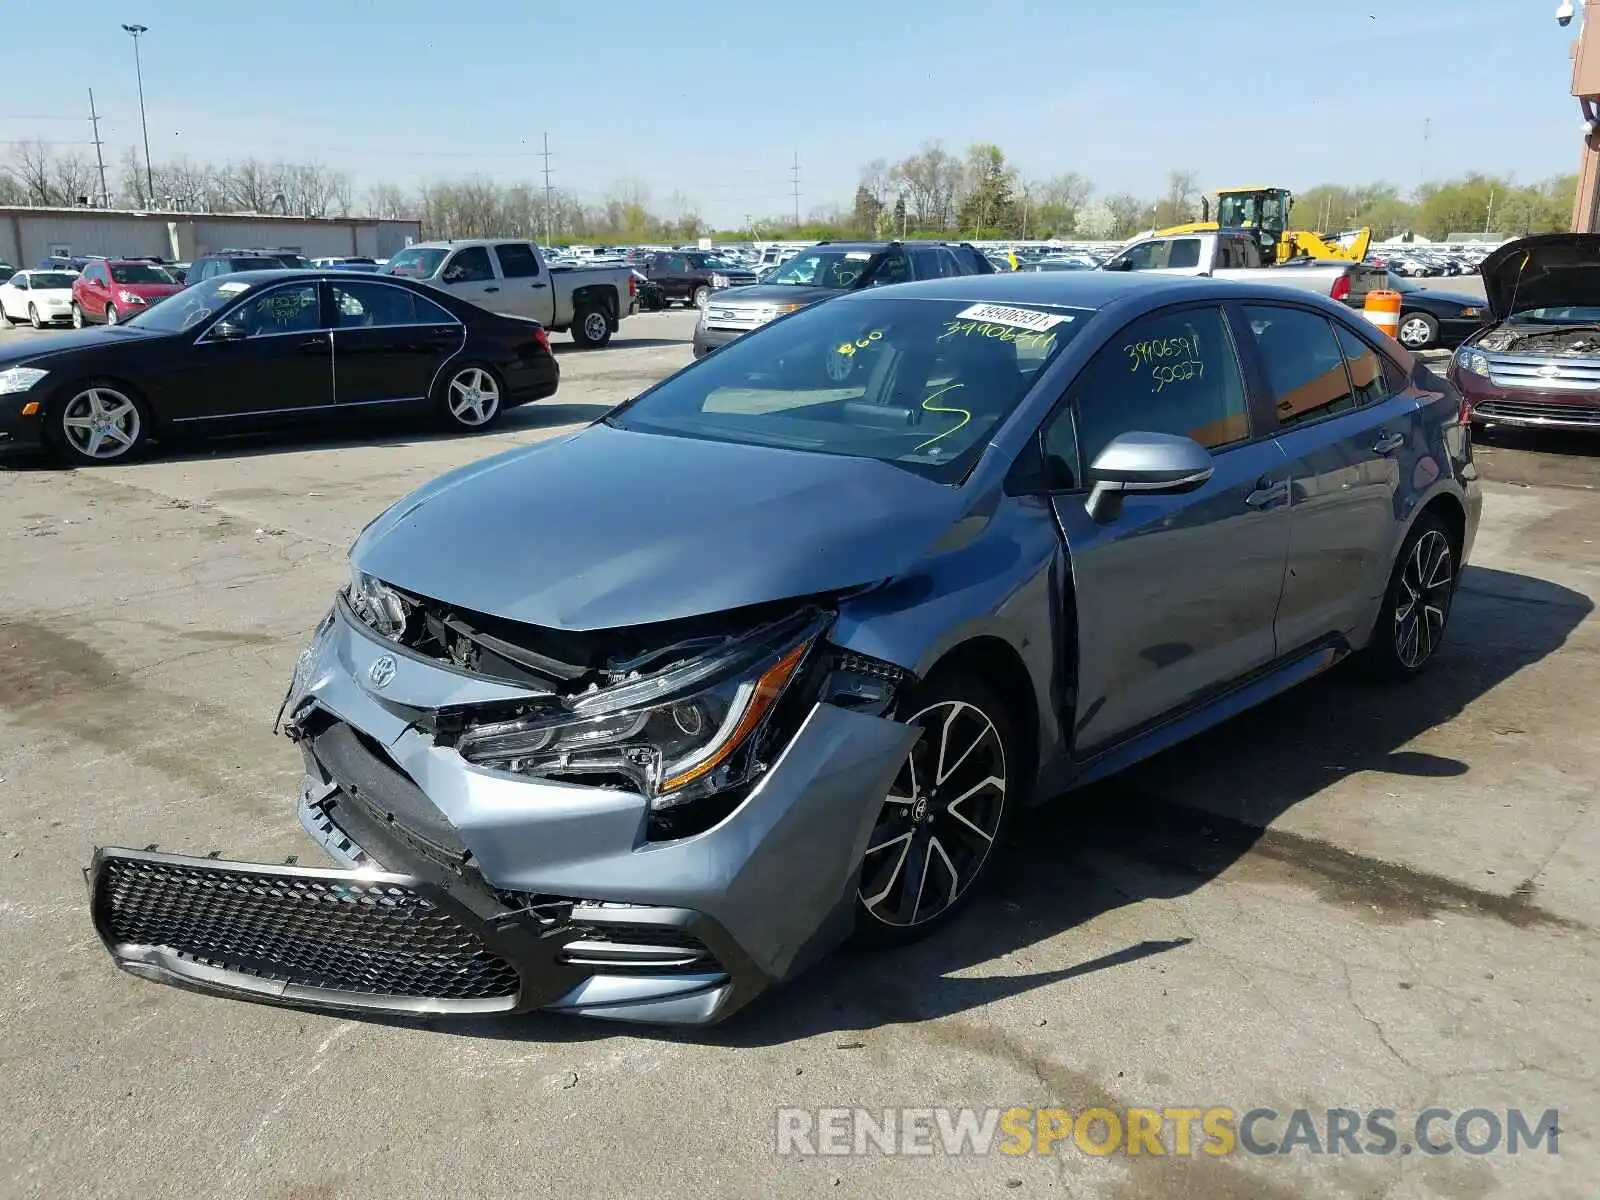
71, 259, 183, 328
1449, 233, 1600, 432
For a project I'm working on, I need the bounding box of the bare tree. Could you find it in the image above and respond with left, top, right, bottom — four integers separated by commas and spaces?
10, 140, 56, 205
219, 160, 281, 212
1153, 168, 1202, 228
890, 142, 960, 232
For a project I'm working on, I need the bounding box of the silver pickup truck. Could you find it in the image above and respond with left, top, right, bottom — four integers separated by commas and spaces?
1102, 230, 1384, 302
382, 238, 636, 347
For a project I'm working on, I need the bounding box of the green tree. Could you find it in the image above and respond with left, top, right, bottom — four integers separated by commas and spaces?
956, 143, 1018, 235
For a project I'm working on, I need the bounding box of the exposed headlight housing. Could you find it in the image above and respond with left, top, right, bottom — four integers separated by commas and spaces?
1455, 348, 1491, 377
0, 367, 48, 395
457, 612, 831, 809
345, 567, 409, 640
710, 273, 730, 288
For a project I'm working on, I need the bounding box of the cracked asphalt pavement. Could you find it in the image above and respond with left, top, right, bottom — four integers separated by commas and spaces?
1, 307, 1596, 1198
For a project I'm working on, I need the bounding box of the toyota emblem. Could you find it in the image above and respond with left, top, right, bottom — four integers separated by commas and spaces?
368, 654, 397, 689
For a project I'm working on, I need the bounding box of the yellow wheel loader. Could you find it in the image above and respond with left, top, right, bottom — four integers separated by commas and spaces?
1157, 186, 1371, 266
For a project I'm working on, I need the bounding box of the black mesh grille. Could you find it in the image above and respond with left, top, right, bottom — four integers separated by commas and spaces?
98, 857, 520, 1000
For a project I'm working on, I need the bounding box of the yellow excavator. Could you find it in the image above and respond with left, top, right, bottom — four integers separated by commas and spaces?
1156, 186, 1372, 266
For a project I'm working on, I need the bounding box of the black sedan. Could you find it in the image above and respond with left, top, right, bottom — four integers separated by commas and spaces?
0, 270, 560, 465
1346, 271, 1489, 351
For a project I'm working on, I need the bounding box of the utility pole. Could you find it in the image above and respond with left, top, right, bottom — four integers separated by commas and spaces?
790, 153, 801, 227
87, 89, 110, 207
539, 132, 555, 245
121, 24, 155, 203
1485, 184, 1496, 233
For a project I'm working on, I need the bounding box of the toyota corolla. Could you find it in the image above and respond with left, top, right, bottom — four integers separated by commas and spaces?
89, 272, 1480, 1025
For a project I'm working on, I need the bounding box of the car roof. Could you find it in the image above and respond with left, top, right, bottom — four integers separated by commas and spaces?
845, 270, 1358, 316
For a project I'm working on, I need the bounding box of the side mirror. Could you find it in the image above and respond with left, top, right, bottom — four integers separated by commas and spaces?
210, 320, 246, 342
1085, 431, 1214, 522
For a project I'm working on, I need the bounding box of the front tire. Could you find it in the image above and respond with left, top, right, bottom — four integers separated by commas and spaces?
438, 364, 503, 431
854, 671, 1016, 945
50, 381, 151, 465
571, 303, 612, 348
1361, 512, 1457, 681
28, 305, 42, 330
1398, 312, 1439, 350
70, 302, 84, 329
104, 305, 119, 326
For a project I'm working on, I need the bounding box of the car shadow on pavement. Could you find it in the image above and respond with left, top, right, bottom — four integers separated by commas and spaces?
554, 337, 687, 352
405, 564, 1592, 1047
0, 402, 616, 471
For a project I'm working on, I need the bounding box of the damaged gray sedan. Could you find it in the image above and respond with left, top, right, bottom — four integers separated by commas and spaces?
89, 271, 1479, 1024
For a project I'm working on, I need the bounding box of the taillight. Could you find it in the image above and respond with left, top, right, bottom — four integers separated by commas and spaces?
1329, 274, 1351, 302
629, 274, 638, 298
532, 327, 551, 354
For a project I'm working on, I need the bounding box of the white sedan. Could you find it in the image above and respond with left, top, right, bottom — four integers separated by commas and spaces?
0, 269, 79, 329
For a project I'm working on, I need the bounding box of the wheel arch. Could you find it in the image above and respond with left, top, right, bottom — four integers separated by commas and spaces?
570, 283, 619, 327
919, 634, 1041, 806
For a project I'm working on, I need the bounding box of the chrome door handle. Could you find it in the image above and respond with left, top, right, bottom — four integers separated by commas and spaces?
1373, 431, 1405, 455
1245, 478, 1289, 509
530, 282, 548, 289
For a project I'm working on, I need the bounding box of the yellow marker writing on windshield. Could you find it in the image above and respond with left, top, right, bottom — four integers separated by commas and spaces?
913, 382, 971, 453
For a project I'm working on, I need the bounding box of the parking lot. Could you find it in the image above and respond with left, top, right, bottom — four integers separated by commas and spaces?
2, 301, 1598, 1197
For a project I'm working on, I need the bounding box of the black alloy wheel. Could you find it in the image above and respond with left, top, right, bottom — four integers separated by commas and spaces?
856, 672, 1014, 942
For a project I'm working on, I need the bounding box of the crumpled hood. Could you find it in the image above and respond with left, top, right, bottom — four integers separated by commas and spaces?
351, 421, 970, 631
1481, 233, 1600, 319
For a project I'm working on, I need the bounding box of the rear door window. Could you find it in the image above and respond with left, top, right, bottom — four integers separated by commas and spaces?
1243, 305, 1356, 427
1334, 324, 1391, 406
494, 243, 541, 278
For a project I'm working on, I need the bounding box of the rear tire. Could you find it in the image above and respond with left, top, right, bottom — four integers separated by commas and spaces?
692, 285, 711, 309
1397, 312, 1439, 350
437, 363, 504, 431
852, 670, 1016, 947
570, 303, 612, 348
1359, 512, 1457, 681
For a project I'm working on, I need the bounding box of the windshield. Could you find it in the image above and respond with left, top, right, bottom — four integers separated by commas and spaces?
111, 263, 175, 285
700, 255, 743, 270
767, 249, 880, 289
123, 276, 254, 332
384, 247, 449, 279
31, 272, 77, 289
1513, 306, 1600, 323
608, 295, 1088, 482
274, 254, 312, 268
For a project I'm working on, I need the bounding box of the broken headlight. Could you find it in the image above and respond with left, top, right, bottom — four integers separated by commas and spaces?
456, 613, 827, 809
346, 568, 409, 640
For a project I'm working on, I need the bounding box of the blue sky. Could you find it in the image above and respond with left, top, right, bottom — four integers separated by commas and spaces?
2, 0, 1583, 226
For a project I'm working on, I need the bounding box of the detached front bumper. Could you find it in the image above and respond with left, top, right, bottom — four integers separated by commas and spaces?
89, 602, 916, 1025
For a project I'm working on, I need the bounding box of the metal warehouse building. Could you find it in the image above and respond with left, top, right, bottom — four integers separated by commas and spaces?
0, 206, 422, 267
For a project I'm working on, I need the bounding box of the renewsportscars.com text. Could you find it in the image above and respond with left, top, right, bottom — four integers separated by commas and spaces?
775, 1106, 1560, 1158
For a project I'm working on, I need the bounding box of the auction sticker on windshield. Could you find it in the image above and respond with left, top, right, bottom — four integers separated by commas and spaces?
953, 303, 1074, 333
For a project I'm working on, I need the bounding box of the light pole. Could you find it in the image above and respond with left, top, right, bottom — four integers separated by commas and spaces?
121, 23, 154, 204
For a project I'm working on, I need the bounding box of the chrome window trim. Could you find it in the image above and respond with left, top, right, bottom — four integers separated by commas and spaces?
169, 395, 425, 423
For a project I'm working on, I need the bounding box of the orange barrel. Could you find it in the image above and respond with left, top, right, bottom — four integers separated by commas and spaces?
1363, 289, 1403, 340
